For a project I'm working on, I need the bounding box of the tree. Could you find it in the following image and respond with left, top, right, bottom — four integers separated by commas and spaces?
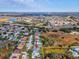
59, 28, 71, 33
3, 56, 9, 59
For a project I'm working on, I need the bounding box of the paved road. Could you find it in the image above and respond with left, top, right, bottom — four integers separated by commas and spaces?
32, 31, 42, 59
10, 36, 28, 59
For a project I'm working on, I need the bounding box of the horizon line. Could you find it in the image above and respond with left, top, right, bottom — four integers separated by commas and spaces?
0, 11, 79, 13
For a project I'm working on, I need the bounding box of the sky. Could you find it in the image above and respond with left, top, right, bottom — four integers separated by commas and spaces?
0, 0, 79, 12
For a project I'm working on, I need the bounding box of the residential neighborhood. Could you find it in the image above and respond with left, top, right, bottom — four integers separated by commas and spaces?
0, 14, 79, 59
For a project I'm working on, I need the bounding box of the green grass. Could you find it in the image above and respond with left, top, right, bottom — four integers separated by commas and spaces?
41, 47, 44, 59
28, 49, 33, 59
22, 45, 26, 52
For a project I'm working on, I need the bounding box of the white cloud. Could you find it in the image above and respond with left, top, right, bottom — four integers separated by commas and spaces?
13, 0, 49, 11
13, 0, 38, 8
15, 0, 34, 4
